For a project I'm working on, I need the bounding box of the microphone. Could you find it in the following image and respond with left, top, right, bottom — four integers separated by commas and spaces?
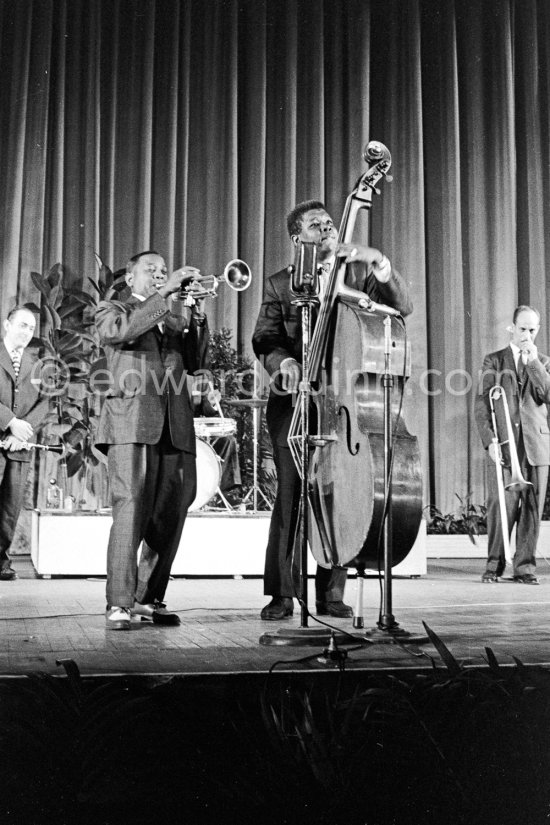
290, 240, 319, 297
357, 295, 402, 318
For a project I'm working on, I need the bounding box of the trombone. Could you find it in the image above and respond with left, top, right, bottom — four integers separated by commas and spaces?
179, 259, 252, 300
488, 385, 532, 563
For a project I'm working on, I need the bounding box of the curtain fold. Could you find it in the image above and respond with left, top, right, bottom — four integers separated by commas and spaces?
1, 0, 550, 511
421, 0, 469, 507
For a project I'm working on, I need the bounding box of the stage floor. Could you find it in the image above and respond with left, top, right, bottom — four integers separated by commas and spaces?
1, 556, 550, 677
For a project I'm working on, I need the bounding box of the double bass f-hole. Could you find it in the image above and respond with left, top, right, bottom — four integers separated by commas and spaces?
338, 406, 359, 455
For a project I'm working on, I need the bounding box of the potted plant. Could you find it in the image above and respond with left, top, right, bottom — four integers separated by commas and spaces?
25, 260, 114, 510
423, 493, 488, 558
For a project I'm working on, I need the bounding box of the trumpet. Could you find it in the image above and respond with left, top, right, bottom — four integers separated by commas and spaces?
179, 259, 252, 300
488, 385, 532, 563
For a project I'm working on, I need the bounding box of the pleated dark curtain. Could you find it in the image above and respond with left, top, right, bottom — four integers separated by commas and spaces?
1, 0, 549, 511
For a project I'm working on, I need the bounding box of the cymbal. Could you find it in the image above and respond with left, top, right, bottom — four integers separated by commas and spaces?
225, 398, 268, 408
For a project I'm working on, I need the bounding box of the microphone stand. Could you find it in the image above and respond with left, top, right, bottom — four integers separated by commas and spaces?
363, 315, 426, 644
260, 242, 344, 648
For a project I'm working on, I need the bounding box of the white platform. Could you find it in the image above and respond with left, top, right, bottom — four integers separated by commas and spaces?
30, 509, 427, 578
425, 521, 550, 559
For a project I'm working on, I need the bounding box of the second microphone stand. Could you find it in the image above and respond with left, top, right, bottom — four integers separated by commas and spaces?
362, 315, 426, 644
260, 242, 339, 647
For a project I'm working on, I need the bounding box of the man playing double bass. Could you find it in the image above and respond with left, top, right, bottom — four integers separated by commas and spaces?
475, 305, 550, 585
252, 200, 413, 621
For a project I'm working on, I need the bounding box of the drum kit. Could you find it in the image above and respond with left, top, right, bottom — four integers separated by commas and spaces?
189, 417, 237, 512
177, 259, 272, 513
189, 398, 271, 513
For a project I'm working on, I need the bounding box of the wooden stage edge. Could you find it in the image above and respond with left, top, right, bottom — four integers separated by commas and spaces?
1, 556, 550, 678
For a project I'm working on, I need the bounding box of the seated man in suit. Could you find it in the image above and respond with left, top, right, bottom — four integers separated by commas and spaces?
0, 307, 49, 580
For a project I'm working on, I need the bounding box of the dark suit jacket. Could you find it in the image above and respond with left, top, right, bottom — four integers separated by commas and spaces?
252, 261, 413, 445
474, 345, 550, 467
0, 344, 49, 462
94, 291, 205, 454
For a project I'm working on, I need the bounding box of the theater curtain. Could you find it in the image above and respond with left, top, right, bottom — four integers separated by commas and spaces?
0, 0, 549, 510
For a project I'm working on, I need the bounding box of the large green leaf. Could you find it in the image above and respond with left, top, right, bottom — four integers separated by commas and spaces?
48, 423, 73, 436
88, 276, 101, 295
63, 405, 85, 421
38, 339, 57, 356
422, 622, 462, 676
43, 303, 61, 332
41, 410, 63, 425
23, 301, 41, 313
57, 330, 82, 347
49, 281, 63, 310
66, 451, 85, 477
68, 290, 97, 308
58, 338, 84, 356
30, 271, 51, 299
57, 298, 86, 319
73, 330, 99, 345
47, 262, 64, 287
94, 252, 114, 288
65, 424, 88, 445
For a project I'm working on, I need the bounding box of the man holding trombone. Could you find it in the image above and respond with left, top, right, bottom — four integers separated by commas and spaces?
475, 306, 550, 584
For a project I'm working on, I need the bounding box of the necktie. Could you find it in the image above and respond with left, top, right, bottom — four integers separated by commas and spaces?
11, 350, 21, 379
517, 356, 527, 392
317, 263, 331, 301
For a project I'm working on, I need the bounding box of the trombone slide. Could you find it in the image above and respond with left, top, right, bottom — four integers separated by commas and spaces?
491, 436, 513, 565
488, 384, 533, 567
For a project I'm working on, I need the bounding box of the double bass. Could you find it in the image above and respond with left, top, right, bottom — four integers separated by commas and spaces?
288, 142, 422, 574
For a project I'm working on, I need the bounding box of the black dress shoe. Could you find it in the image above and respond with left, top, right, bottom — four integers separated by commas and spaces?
481, 572, 499, 583
315, 600, 353, 618
0, 567, 17, 581
132, 601, 181, 625
513, 573, 539, 585
260, 597, 294, 621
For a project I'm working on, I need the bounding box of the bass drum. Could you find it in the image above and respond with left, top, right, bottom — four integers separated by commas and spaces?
189, 438, 221, 512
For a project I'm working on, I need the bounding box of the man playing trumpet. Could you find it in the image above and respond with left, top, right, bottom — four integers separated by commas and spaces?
475, 306, 550, 584
95, 251, 206, 629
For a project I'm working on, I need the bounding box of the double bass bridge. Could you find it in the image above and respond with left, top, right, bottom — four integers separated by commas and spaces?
307, 434, 337, 448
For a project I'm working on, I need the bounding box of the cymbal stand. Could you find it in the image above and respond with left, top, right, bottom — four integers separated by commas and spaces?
241, 361, 272, 512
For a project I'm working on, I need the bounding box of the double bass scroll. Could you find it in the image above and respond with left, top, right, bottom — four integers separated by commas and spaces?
307, 141, 393, 381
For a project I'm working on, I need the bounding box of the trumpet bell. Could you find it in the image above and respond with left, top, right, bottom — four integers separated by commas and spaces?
223, 259, 251, 292
180, 259, 252, 299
